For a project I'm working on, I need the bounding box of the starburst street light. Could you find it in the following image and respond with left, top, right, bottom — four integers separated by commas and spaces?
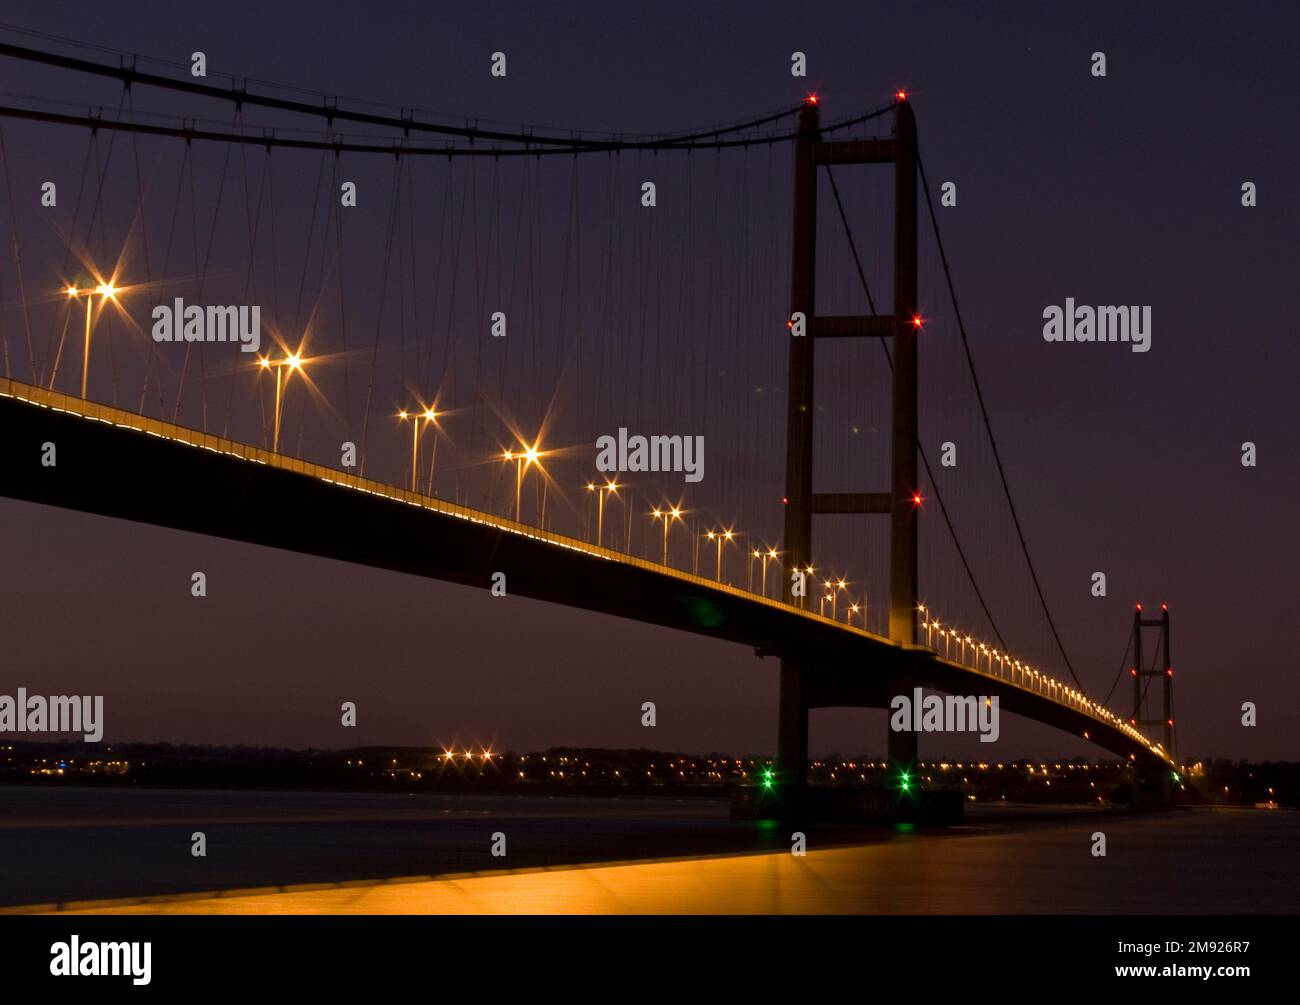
797, 563, 815, 609
651, 505, 683, 566
705, 528, 735, 583
257, 351, 306, 453
752, 547, 779, 599
65, 280, 120, 399
503, 438, 545, 523
503, 450, 522, 521
398, 406, 439, 492
831, 577, 848, 621
585, 478, 620, 548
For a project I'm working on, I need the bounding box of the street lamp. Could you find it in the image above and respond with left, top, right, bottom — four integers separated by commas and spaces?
503, 450, 524, 522
799, 564, 815, 609
503, 440, 544, 523
651, 505, 683, 565
398, 406, 438, 492
705, 528, 734, 583
848, 602, 861, 626
66, 281, 119, 399
758, 548, 778, 598
258, 351, 305, 453
832, 577, 848, 621
586, 478, 619, 547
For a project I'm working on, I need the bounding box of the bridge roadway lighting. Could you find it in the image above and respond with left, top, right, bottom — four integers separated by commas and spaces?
258, 352, 305, 453
504, 451, 522, 520
503, 440, 545, 524
847, 602, 861, 626
793, 564, 815, 609
398, 407, 439, 493
586, 478, 619, 547
705, 528, 735, 583
64, 285, 89, 396
831, 577, 848, 621
758, 548, 778, 598
651, 505, 683, 566
66, 281, 119, 400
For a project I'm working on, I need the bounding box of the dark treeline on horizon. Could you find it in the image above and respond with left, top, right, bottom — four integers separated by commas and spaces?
1, 740, 1294, 807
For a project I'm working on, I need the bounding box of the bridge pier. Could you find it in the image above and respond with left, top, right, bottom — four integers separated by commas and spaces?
775, 657, 921, 812
1132, 760, 1176, 807
887, 718, 918, 779
886, 663, 919, 802
776, 659, 808, 793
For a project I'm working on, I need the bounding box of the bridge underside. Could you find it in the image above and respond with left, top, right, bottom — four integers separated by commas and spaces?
0, 387, 1165, 769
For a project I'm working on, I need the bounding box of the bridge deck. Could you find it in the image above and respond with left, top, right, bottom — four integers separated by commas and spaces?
0, 377, 1171, 766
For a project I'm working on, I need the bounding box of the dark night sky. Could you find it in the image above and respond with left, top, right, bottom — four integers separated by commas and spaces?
1, 1, 1296, 760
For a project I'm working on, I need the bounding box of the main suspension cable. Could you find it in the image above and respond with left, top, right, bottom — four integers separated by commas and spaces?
0, 100, 895, 157
916, 145, 1083, 689
825, 162, 1009, 655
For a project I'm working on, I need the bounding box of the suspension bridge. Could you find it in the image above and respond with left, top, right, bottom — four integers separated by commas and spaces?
0, 31, 1178, 805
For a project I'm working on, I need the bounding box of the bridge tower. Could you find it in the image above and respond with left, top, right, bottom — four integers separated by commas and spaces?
1131, 604, 1175, 757
778, 98, 920, 794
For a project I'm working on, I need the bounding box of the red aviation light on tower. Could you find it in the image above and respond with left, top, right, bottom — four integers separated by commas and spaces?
911, 492, 924, 507
805, 93, 819, 106
912, 314, 923, 329
895, 89, 908, 103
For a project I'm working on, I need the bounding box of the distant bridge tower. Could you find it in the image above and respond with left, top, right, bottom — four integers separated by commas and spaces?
778, 97, 920, 793
1131, 604, 1175, 757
